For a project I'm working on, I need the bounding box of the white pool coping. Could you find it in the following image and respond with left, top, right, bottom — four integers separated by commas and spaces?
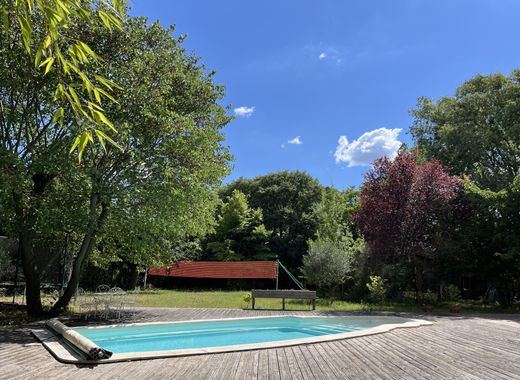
33, 315, 432, 364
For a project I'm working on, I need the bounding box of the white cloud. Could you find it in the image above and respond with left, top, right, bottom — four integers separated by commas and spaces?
319, 52, 327, 60
334, 128, 402, 167
288, 136, 303, 145
234, 106, 255, 117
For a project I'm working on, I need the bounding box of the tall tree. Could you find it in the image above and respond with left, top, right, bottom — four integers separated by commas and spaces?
410, 71, 520, 304
0, 15, 231, 316
204, 190, 273, 261
410, 71, 519, 190
220, 171, 322, 271
313, 187, 360, 244
355, 153, 460, 293
302, 187, 365, 293
0, 0, 126, 155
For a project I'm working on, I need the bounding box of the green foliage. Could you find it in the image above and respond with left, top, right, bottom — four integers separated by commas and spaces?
301, 239, 359, 290
411, 70, 520, 191
205, 190, 273, 261
0, 13, 232, 315
421, 290, 438, 305
411, 70, 520, 305
443, 284, 461, 302
243, 292, 251, 307
0, 239, 13, 281
366, 276, 387, 303
313, 187, 360, 243
1, 0, 127, 157
220, 171, 323, 271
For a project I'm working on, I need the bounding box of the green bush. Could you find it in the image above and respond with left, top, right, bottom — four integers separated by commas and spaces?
242, 293, 251, 308
301, 239, 356, 291
366, 275, 387, 303
421, 290, 438, 305
443, 284, 461, 302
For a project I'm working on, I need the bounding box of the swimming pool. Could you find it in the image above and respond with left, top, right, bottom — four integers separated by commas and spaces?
61, 315, 431, 362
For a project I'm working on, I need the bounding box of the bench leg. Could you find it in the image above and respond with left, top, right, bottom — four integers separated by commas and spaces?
282, 298, 285, 310
252, 298, 255, 310
312, 299, 316, 310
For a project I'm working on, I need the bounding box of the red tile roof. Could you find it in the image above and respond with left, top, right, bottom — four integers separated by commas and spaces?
148, 261, 278, 279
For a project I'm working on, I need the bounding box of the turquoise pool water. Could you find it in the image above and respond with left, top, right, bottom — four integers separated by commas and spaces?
73, 316, 400, 354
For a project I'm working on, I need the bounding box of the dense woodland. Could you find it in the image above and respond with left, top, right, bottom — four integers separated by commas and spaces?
0, 1, 518, 316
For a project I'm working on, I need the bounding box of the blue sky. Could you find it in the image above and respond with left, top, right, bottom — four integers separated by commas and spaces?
130, 0, 519, 189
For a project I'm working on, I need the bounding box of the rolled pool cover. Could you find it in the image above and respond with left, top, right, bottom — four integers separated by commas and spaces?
46, 319, 113, 360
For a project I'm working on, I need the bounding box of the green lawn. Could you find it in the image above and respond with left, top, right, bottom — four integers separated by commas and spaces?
1, 289, 514, 328
134, 289, 430, 313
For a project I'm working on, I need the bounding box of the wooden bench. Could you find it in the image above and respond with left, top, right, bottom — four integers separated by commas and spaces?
251, 289, 317, 310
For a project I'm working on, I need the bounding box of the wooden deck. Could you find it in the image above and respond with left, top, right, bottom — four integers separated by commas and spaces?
0, 308, 519, 379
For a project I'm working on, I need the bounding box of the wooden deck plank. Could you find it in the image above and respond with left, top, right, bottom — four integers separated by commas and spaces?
233, 350, 254, 380
323, 341, 369, 380
292, 345, 317, 379
1, 309, 519, 380
402, 329, 520, 379
389, 329, 504, 379
256, 348, 271, 380
267, 347, 282, 380
282, 344, 306, 379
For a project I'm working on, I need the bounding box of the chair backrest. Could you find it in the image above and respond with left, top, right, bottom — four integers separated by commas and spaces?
110, 286, 124, 294
96, 285, 111, 293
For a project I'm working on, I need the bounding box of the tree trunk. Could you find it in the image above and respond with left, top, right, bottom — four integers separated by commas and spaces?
12, 190, 44, 317
413, 256, 424, 300
19, 235, 44, 316
127, 263, 139, 290
50, 194, 108, 315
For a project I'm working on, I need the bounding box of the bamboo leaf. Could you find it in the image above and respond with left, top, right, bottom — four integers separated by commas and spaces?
34, 45, 43, 68
44, 56, 54, 75
93, 110, 116, 132
77, 41, 101, 61
95, 129, 122, 151
69, 135, 81, 154
94, 129, 107, 152
39, 56, 52, 68
43, 34, 51, 48
97, 87, 118, 103
51, 107, 64, 125
77, 130, 90, 161
17, 15, 32, 52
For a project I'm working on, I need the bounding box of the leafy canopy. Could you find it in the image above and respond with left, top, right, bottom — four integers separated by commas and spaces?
204, 190, 273, 261
220, 171, 323, 271
1, 0, 126, 158
0, 13, 232, 314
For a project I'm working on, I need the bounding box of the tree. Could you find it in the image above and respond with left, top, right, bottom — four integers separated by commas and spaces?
304, 187, 365, 294
0, 0, 126, 155
410, 71, 520, 304
410, 71, 519, 190
0, 15, 231, 316
204, 190, 273, 261
355, 152, 460, 294
313, 187, 360, 244
220, 171, 322, 272
301, 239, 358, 292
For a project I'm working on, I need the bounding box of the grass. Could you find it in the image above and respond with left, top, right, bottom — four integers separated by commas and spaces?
131, 289, 509, 313
1, 289, 517, 328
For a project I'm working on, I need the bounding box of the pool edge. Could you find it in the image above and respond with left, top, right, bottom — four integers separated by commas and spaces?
34, 316, 433, 364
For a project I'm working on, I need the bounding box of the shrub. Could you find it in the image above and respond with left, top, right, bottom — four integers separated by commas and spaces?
301, 239, 356, 291
366, 276, 387, 303
443, 284, 461, 302
242, 293, 251, 308
422, 290, 438, 305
